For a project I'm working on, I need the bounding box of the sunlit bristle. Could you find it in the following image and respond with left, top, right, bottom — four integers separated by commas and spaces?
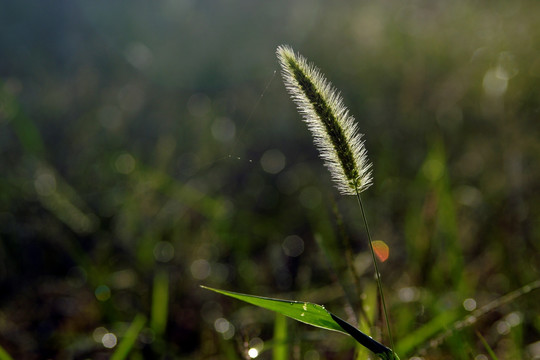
276, 45, 372, 195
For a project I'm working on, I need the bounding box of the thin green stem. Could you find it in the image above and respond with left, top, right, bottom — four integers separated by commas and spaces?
355, 187, 396, 359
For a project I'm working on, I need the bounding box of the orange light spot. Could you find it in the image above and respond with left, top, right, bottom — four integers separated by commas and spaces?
372, 240, 389, 262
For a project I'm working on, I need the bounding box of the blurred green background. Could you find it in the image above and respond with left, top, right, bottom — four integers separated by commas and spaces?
1, 0, 540, 359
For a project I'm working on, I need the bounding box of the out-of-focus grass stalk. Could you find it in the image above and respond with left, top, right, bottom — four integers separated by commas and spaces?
218, 337, 238, 360
151, 267, 169, 337
1, 83, 98, 235
0, 346, 14, 360
273, 313, 288, 360
476, 331, 499, 360
396, 309, 460, 356
355, 283, 377, 360
414, 279, 540, 356
0, 80, 45, 156
110, 313, 146, 360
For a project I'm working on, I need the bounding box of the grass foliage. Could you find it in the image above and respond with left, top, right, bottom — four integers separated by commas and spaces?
202, 286, 347, 334
1, 1, 540, 359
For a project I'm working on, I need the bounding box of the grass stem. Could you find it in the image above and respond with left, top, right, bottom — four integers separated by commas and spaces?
355, 188, 396, 359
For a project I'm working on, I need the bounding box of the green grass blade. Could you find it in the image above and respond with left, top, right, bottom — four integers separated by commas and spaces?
151, 267, 169, 337
202, 286, 344, 333
0, 345, 14, 360
476, 331, 499, 360
357, 283, 377, 359
218, 336, 238, 360
0, 81, 45, 156
273, 313, 288, 360
330, 314, 394, 358
110, 313, 146, 360
202, 286, 394, 358
396, 309, 460, 356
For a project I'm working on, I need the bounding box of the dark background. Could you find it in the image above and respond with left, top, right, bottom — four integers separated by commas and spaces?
1, 0, 539, 359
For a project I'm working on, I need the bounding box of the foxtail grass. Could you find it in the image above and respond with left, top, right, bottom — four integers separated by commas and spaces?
277, 45, 372, 195
277, 45, 396, 359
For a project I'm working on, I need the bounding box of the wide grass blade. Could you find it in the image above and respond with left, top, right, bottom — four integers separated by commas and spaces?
110, 313, 146, 360
202, 286, 394, 358
203, 286, 344, 332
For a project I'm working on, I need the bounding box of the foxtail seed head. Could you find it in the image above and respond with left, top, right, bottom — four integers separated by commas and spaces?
276, 45, 372, 195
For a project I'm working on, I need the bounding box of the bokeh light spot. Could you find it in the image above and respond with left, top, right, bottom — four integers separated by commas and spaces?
190, 259, 211, 280
211, 262, 230, 283
248, 337, 264, 356
93, 327, 108, 343
526, 340, 540, 358
305, 349, 320, 360
372, 240, 389, 262
506, 311, 522, 327
260, 149, 286, 174
282, 235, 304, 257
211, 117, 236, 142
95, 285, 111, 301
277, 168, 301, 195
456, 186, 483, 208
34, 170, 56, 196
248, 348, 259, 358
214, 318, 235, 339
483, 68, 508, 98
463, 298, 477, 311
463, 298, 476, 311
153, 241, 175, 263
110, 269, 136, 289
496, 320, 510, 335
98, 106, 122, 130
102, 333, 117, 348
139, 328, 155, 344
222, 324, 235, 340
214, 317, 229, 332
125, 42, 153, 70
398, 287, 420, 302
115, 153, 136, 174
